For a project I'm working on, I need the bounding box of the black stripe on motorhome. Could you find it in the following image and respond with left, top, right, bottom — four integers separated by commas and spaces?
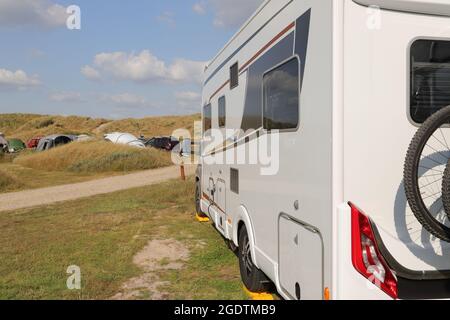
203, 0, 295, 87
240, 9, 311, 132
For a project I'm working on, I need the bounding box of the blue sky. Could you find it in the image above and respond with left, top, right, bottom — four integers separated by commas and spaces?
0, 0, 263, 119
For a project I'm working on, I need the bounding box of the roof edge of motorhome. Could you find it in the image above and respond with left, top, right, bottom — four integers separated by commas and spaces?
353, 0, 450, 17
205, 0, 272, 71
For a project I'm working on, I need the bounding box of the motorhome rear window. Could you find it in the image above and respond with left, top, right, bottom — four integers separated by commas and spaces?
411, 40, 450, 123
263, 58, 300, 130
218, 96, 226, 128
203, 104, 212, 134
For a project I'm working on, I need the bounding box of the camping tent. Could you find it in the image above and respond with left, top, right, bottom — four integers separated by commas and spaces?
104, 133, 145, 148
27, 136, 43, 149
8, 139, 26, 153
36, 134, 78, 152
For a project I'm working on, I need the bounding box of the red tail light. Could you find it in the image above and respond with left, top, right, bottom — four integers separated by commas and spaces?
350, 203, 398, 299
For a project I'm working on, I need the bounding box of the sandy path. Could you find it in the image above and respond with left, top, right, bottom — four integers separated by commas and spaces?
0, 165, 195, 212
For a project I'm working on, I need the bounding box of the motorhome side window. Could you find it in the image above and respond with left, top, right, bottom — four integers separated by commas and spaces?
203, 104, 212, 135
263, 58, 300, 130
411, 39, 450, 123
230, 62, 239, 89
218, 96, 226, 128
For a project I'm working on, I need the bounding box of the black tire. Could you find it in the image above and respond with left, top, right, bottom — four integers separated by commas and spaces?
238, 225, 268, 293
404, 105, 450, 242
195, 179, 202, 216
442, 162, 450, 219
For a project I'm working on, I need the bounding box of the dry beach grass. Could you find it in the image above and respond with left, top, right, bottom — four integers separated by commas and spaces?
0, 113, 200, 142
0, 178, 246, 300
14, 140, 173, 173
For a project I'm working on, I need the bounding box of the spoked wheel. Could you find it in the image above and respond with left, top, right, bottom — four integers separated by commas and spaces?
404, 105, 450, 242
238, 225, 269, 292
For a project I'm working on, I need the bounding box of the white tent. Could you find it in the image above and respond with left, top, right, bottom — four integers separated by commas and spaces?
104, 132, 145, 148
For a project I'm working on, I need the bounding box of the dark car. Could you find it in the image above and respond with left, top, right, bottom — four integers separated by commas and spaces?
145, 136, 179, 151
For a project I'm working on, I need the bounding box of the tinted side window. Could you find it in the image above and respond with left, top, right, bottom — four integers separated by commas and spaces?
230, 62, 239, 89
411, 40, 450, 123
263, 58, 299, 130
218, 96, 226, 128
203, 104, 212, 134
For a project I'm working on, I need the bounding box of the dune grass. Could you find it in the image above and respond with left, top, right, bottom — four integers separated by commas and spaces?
0, 169, 23, 193
0, 114, 109, 142
0, 178, 245, 300
0, 113, 201, 143
14, 141, 173, 174
96, 114, 200, 138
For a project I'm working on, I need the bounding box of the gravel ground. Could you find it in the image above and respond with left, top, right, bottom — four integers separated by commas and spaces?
0, 165, 195, 212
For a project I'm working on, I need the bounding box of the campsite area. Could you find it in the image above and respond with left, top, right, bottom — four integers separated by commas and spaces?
0, 113, 199, 193
0, 113, 252, 300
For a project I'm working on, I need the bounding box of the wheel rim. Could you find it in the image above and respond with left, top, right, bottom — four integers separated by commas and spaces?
242, 235, 253, 276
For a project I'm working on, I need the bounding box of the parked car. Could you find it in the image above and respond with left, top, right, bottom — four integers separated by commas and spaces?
145, 136, 179, 151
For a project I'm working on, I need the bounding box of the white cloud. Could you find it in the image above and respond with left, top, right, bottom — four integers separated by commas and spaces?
0, 0, 67, 28
193, 2, 206, 15
0, 68, 41, 89
81, 65, 101, 81
176, 91, 202, 111
82, 50, 206, 84
100, 93, 153, 109
176, 91, 201, 102
169, 59, 205, 84
157, 11, 176, 28
193, 0, 264, 29
49, 91, 83, 103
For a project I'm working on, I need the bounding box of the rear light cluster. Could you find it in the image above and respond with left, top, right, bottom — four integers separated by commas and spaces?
350, 203, 398, 299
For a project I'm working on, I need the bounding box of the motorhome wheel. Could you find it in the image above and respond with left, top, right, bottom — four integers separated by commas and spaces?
238, 225, 269, 293
195, 179, 202, 215
404, 105, 450, 242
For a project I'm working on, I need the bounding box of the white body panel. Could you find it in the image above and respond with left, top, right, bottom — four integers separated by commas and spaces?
199, 0, 450, 300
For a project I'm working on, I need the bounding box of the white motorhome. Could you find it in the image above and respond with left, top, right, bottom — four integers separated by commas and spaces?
195, 0, 450, 300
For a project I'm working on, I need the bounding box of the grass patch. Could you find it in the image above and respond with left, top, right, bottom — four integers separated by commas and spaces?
0, 178, 245, 300
0, 169, 23, 193
14, 141, 173, 173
